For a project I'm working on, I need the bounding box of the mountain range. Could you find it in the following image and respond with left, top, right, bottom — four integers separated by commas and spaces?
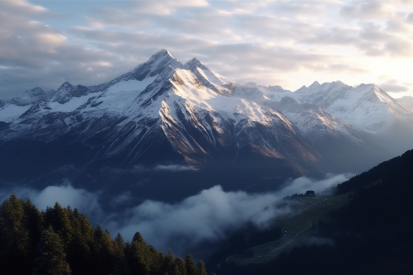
1, 50, 413, 203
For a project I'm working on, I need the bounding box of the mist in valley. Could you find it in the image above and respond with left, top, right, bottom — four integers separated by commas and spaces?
0, 173, 350, 258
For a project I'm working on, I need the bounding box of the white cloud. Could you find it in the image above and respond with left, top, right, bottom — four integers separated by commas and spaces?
107, 173, 350, 255
153, 164, 196, 172
0, 173, 351, 256
340, 1, 397, 20
0, 180, 102, 217
1, 0, 413, 99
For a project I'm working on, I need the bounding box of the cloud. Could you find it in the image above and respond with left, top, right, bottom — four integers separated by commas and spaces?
279, 174, 352, 197
129, 0, 209, 15
110, 191, 132, 208
379, 82, 409, 92
0, 0, 54, 18
2, 0, 413, 101
0, 180, 102, 218
103, 164, 196, 175
108, 186, 288, 255
0, 173, 351, 257
107, 173, 351, 255
153, 164, 196, 172
340, 1, 397, 20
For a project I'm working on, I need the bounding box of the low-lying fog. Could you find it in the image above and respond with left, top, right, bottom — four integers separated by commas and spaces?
0, 174, 351, 257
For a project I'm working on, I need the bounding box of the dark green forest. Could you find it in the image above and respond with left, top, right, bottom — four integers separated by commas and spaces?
214, 149, 413, 275
0, 195, 214, 275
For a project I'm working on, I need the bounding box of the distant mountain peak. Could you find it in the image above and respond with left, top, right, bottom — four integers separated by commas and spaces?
23, 87, 45, 98
60, 81, 73, 88
309, 81, 320, 88
184, 58, 209, 72
149, 49, 175, 61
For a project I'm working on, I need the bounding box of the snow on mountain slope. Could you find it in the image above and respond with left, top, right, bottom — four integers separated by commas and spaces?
397, 96, 413, 112
0, 103, 32, 123
81, 76, 158, 117
97, 62, 318, 165
11, 87, 50, 106
183, 58, 235, 95
269, 97, 360, 142
294, 81, 413, 133
232, 82, 293, 102
0, 87, 55, 123
1, 49, 404, 201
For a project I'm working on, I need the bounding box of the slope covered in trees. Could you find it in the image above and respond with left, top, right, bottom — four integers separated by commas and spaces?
0, 195, 213, 275
216, 149, 413, 275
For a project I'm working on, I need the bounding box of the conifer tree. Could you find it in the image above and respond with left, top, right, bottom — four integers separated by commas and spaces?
66, 212, 93, 275
185, 255, 198, 275
94, 227, 117, 275
0, 194, 31, 274
115, 232, 125, 251
0, 194, 29, 255
163, 249, 176, 275
33, 226, 71, 275
174, 257, 187, 275
197, 261, 208, 275
43, 203, 74, 247
132, 232, 145, 243
128, 239, 150, 275
113, 256, 130, 275
0, 195, 211, 275
23, 199, 44, 251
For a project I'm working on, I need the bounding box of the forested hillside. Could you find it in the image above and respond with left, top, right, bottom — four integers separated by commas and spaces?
217, 149, 413, 275
0, 195, 213, 275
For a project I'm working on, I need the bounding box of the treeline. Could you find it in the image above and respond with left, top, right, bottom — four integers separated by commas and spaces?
215, 149, 413, 275
336, 149, 413, 194
0, 194, 214, 275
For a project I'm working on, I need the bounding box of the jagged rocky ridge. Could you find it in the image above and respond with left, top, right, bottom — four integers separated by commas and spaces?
1, 50, 412, 203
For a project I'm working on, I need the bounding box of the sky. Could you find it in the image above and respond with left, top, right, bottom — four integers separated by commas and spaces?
1, 0, 413, 100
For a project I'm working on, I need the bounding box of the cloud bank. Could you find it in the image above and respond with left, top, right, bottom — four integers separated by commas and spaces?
0, 173, 350, 256
0, 180, 102, 218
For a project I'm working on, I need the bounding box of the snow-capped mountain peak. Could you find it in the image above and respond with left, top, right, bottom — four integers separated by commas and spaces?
293, 81, 412, 133
10, 87, 48, 106
180, 58, 234, 96
184, 58, 208, 71
1, 49, 413, 195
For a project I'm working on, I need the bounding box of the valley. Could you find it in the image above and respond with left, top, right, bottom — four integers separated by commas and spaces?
226, 192, 350, 265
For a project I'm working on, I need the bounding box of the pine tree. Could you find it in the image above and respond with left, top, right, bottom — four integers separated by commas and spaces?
132, 232, 144, 243
0, 194, 29, 254
163, 249, 176, 275
197, 261, 207, 275
66, 212, 94, 275
23, 199, 44, 251
115, 232, 125, 252
174, 257, 187, 275
0, 194, 31, 274
43, 203, 74, 248
93, 227, 117, 275
128, 238, 150, 275
113, 256, 130, 275
33, 226, 71, 275
185, 255, 198, 275
23, 199, 45, 272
